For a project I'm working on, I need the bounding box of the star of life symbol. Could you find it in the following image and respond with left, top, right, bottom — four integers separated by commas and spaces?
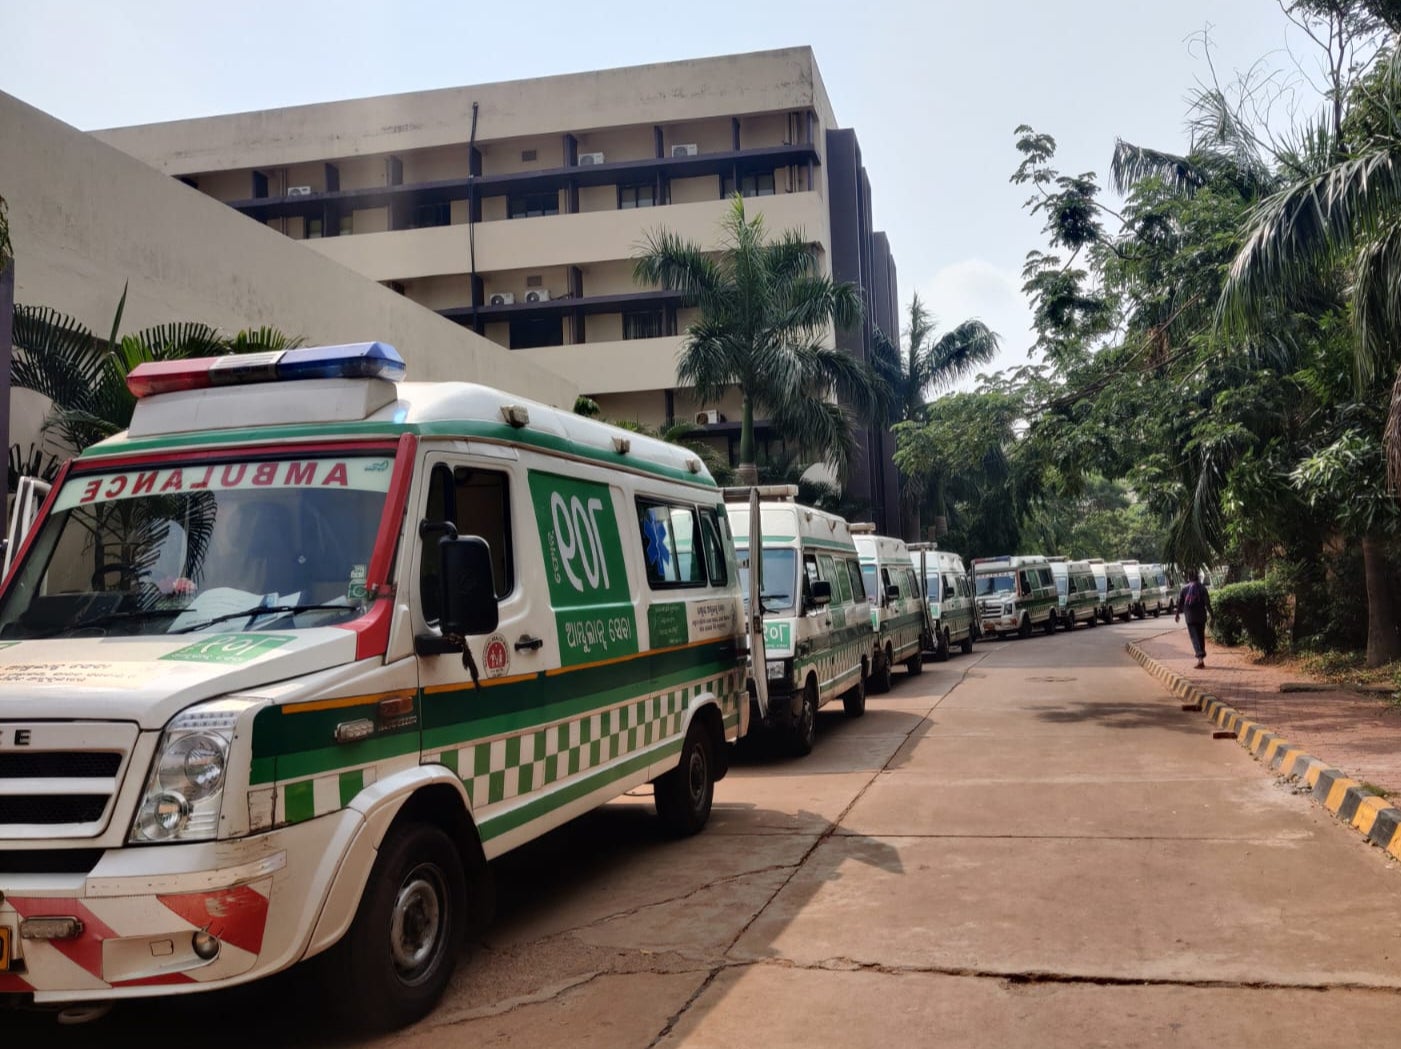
643, 512, 672, 574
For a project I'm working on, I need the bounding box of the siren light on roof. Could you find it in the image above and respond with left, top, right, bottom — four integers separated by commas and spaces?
126, 342, 406, 398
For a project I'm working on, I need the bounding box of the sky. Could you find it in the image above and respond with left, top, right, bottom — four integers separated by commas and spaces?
1, 0, 1327, 379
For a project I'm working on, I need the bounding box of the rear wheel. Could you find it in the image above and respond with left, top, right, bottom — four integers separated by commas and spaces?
960, 629, 974, 654
933, 627, 950, 663
1085, 610, 1097, 628
842, 665, 867, 717
1062, 611, 1075, 631
322, 822, 467, 1032
872, 645, 894, 693
1043, 613, 1056, 635
654, 720, 715, 836
907, 643, 925, 674
790, 678, 818, 756
1018, 614, 1032, 639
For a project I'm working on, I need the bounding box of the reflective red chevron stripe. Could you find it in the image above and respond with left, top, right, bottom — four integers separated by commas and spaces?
157, 885, 268, 956
5, 897, 115, 979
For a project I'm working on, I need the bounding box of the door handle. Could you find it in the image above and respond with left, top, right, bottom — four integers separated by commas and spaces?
514, 634, 544, 652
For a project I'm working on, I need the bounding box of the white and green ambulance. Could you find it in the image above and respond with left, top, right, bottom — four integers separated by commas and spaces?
851, 527, 928, 689
0, 343, 748, 1029
1089, 559, 1135, 622
726, 487, 869, 754
1048, 558, 1100, 630
972, 555, 1060, 638
911, 544, 975, 659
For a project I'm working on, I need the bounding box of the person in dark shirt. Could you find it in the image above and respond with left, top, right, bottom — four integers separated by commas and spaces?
1174, 574, 1212, 668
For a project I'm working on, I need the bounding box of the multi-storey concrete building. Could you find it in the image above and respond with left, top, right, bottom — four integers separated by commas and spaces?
97, 48, 901, 530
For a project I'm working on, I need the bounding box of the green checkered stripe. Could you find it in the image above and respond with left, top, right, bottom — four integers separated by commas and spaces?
796, 634, 868, 699
878, 613, 924, 658
434, 670, 744, 811
278, 754, 421, 825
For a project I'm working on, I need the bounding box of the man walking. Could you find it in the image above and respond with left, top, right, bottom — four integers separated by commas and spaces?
1175, 574, 1211, 669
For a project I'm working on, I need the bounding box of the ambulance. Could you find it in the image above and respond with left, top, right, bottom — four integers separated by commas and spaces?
910, 544, 975, 660
1048, 558, 1100, 630
0, 343, 749, 1029
851, 527, 928, 690
1088, 560, 1134, 622
726, 488, 869, 753
972, 555, 1059, 638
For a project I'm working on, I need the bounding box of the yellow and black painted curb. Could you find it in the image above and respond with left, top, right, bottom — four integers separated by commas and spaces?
1127, 641, 1401, 863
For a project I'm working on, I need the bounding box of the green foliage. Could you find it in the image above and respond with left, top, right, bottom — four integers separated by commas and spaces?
11, 290, 303, 451
1213, 579, 1290, 654
0, 193, 11, 270
633, 196, 878, 473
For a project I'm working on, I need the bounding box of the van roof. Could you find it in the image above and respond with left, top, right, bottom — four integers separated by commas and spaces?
727, 501, 858, 553
84, 379, 716, 488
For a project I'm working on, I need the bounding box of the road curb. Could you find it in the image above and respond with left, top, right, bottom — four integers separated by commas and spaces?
1126, 641, 1401, 862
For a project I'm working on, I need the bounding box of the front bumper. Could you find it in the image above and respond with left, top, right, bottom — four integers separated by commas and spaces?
0, 808, 361, 1003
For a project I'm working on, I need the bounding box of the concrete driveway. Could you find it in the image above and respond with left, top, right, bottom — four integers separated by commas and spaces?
24, 620, 1401, 1047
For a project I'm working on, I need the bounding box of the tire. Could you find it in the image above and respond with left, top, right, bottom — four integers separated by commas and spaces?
654, 719, 715, 836
960, 629, 973, 655
321, 822, 467, 1032
1043, 613, 1056, 636
932, 626, 949, 663
1119, 610, 1131, 622
790, 677, 819, 756
907, 643, 925, 675
872, 645, 894, 693
1018, 614, 1032, 639
1062, 611, 1075, 631
842, 666, 867, 717
1150, 607, 1160, 618
1085, 610, 1097, 628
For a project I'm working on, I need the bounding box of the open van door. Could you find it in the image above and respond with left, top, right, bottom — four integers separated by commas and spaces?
746, 486, 769, 718
3, 476, 50, 579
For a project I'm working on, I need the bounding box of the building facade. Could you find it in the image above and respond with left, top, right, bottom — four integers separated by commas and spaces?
97, 48, 901, 530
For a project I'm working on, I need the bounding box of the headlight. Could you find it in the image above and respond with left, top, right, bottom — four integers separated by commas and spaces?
131, 700, 251, 844
765, 659, 787, 680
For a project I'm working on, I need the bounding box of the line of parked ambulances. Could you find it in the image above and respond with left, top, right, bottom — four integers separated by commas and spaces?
0, 344, 1173, 1031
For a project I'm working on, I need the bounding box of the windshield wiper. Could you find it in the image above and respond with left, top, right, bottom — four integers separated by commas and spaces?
171, 602, 355, 634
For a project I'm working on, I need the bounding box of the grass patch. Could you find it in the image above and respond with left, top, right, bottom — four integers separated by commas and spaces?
1359, 781, 1391, 798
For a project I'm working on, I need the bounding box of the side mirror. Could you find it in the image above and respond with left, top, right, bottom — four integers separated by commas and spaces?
810, 579, 832, 606
884, 584, 901, 603
439, 536, 499, 638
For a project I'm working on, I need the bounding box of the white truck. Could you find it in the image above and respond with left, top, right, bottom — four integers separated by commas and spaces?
0, 343, 750, 1028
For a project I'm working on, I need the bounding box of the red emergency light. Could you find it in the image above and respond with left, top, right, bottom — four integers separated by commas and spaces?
126, 342, 407, 398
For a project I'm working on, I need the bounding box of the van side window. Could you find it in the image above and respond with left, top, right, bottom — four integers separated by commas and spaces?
847, 559, 867, 603
943, 573, 958, 599
804, 554, 820, 588
636, 500, 706, 587
419, 463, 515, 624
698, 508, 728, 586
832, 557, 853, 605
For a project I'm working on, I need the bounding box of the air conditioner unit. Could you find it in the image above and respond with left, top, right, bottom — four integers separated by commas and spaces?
695, 409, 726, 425
524, 289, 551, 303
488, 292, 515, 306
578, 152, 605, 166
671, 144, 699, 157
287, 185, 313, 197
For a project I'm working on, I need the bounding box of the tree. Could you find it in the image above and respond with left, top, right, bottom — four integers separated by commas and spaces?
634, 196, 879, 485
873, 294, 999, 539
12, 287, 302, 452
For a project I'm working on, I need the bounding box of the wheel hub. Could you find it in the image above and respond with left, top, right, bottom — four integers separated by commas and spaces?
390, 867, 445, 979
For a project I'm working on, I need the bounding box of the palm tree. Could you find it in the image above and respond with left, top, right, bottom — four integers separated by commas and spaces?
874, 293, 999, 538
634, 196, 880, 485
1215, 49, 1401, 665
12, 286, 302, 453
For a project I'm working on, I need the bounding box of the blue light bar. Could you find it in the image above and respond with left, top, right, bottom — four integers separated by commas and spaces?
275, 342, 406, 382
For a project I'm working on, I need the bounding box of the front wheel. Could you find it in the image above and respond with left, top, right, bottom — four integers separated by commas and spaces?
322, 822, 467, 1031
790, 678, 819, 756
654, 720, 715, 836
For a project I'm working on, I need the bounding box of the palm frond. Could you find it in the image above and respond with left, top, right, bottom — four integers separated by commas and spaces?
927, 320, 1000, 392
1110, 139, 1208, 196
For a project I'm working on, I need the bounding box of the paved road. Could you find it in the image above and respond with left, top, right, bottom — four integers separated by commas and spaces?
25, 620, 1401, 1046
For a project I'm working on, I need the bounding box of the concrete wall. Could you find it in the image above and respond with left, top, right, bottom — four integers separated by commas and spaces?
0, 91, 577, 409
95, 48, 834, 176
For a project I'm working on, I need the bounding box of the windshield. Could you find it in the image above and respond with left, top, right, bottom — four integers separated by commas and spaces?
976, 572, 1015, 597
737, 547, 799, 614
0, 454, 393, 639
861, 565, 878, 601
924, 573, 942, 601
1054, 577, 1067, 598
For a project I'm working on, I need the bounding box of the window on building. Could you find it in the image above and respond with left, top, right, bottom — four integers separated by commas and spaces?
418, 463, 514, 624
305, 217, 324, 240
618, 183, 656, 209
637, 500, 706, 588
508, 192, 560, 219
414, 202, 451, 228
623, 310, 666, 341
721, 172, 776, 198
508, 316, 564, 349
